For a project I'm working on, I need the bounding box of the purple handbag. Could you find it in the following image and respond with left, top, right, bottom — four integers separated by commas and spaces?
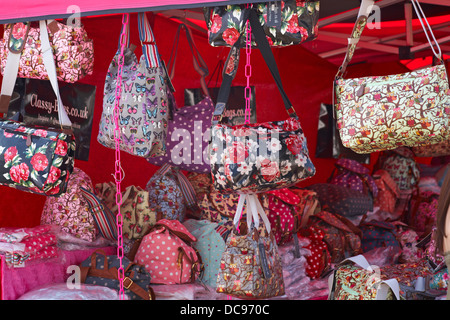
147, 24, 213, 173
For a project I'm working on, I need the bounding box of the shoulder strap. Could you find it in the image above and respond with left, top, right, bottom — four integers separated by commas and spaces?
336, 0, 443, 79
212, 8, 296, 125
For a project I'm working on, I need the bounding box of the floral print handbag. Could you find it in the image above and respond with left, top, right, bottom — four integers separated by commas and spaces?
209, 9, 315, 194
204, 1, 319, 47
216, 194, 285, 299
0, 21, 75, 196
334, 0, 450, 154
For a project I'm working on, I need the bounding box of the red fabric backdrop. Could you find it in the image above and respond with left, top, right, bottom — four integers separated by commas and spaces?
0, 13, 430, 228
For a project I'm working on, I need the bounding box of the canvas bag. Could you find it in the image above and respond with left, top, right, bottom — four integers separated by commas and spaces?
41, 168, 97, 242
209, 9, 315, 194
145, 163, 199, 222
95, 182, 158, 240
147, 23, 215, 173
329, 157, 378, 198
80, 249, 155, 300
216, 194, 285, 299
328, 255, 400, 300
372, 169, 399, 214
334, 0, 450, 154
204, 1, 320, 47
98, 13, 171, 158
0, 20, 76, 196
133, 219, 203, 285
183, 219, 226, 287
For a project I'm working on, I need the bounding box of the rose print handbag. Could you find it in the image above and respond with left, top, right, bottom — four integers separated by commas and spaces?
0, 19, 93, 110
0, 20, 75, 196
209, 9, 315, 194
204, 0, 320, 47
334, 0, 450, 154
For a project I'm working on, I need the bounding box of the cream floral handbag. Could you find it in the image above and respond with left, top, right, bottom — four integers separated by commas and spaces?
334, 0, 450, 154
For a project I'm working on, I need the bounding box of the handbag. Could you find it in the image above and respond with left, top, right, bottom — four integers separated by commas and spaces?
204, 1, 319, 47
147, 24, 214, 173
0, 19, 93, 102
413, 138, 450, 157
216, 194, 285, 299
146, 163, 199, 222
209, 9, 315, 194
334, 0, 450, 154
79, 249, 155, 300
328, 255, 400, 300
133, 219, 203, 285
372, 169, 399, 214
41, 168, 98, 242
95, 182, 158, 240
98, 13, 172, 158
0, 20, 75, 196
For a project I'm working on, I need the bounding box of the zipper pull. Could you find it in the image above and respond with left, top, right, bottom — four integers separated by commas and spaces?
26, 133, 32, 147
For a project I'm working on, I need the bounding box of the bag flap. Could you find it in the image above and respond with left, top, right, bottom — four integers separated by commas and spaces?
335, 158, 370, 175
314, 211, 361, 236
373, 169, 399, 197
154, 219, 197, 243
267, 188, 301, 205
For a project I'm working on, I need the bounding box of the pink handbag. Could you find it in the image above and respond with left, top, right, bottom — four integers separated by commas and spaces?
41, 168, 98, 242
133, 219, 202, 284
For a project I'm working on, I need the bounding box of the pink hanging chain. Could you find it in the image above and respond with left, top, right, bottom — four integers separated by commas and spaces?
113, 13, 129, 300
244, 12, 252, 125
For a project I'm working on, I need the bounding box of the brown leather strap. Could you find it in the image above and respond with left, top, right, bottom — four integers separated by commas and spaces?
0, 95, 11, 114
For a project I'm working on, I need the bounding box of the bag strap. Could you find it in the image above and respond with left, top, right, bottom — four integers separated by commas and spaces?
212, 8, 297, 125
167, 23, 209, 97
0, 20, 72, 128
336, 0, 443, 79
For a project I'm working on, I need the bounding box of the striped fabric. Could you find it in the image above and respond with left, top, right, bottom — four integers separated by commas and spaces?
80, 187, 118, 241
138, 12, 160, 68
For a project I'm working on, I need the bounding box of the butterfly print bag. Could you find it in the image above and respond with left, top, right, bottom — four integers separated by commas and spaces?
98, 13, 172, 158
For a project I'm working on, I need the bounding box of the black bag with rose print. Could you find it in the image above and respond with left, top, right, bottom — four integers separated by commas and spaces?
204, 0, 319, 47
209, 9, 315, 194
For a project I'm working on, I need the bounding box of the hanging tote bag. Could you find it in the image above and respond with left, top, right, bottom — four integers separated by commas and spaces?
334, 0, 450, 154
204, 1, 320, 47
0, 20, 75, 196
147, 23, 215, 173
216, 193, 285, 299
209, 9, 315, 194
98, 13, 171, 158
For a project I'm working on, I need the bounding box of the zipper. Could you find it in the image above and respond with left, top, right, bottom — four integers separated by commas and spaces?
364, 77, 416, 87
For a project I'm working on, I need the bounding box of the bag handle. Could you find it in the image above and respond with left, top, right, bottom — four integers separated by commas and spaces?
336, 0, 443, 79
0, 20, 72, 128
167, 23, 209, 97
212, 8, 297, 125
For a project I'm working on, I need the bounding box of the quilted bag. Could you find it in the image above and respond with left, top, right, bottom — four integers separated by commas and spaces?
334, 0, 450, 154
133, 219, 203, 284
183, 219, 226, 287
328, 255, 400, 300
306, 210, 362, 263
329, 158, 378, 197
147, 24, 214, 173
204, 1, 320, 47
80, 250, 155, 300
0, 20, 75, 196
98, 13, 171, 158
209, 9, 315, 194
377, 147, 420, 191
95, 182, 158, 240
372, 169, 399, 214
358, 219, 400, 253
216, 194, 285, 299
307, 183, 373, 217
266, 188, 300, 245
146, 163, 199, 222
41, 168, 97, 242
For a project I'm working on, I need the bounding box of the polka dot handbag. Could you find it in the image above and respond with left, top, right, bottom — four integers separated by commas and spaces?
133, 219, 203, 284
